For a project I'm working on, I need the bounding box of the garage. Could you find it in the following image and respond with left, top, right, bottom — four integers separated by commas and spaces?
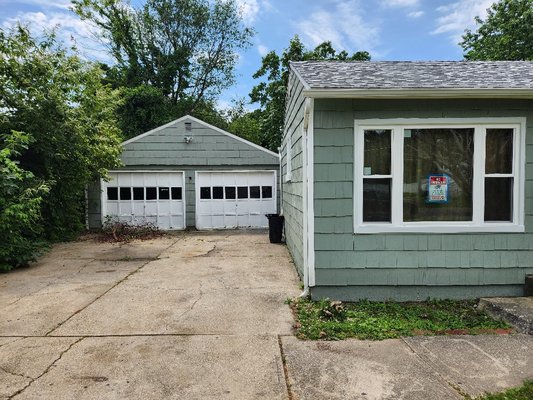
196, 171, 277, 229
88, 115, 279, 230
101, 171, 185, 230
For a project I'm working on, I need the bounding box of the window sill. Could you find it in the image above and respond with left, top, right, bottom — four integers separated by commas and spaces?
354, 223, 525, 234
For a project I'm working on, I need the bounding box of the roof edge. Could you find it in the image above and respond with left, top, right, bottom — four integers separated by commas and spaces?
303, 88, 533, 99
122, 115, 279, 158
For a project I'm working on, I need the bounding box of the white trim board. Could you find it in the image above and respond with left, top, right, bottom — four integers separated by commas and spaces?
122, 115, 279, 158
302, 88, 533, 99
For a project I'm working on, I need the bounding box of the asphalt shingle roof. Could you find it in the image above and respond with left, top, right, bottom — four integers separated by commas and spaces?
291, 61, 533, 90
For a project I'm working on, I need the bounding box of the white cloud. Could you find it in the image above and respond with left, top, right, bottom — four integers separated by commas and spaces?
257, 44, 269, 56
2, 11, 111, 62
407, 10, 424, 18
432, 0, 496, 43
234, 0, 272, 24
295, 1, 380, 55
382, 0, 419, 7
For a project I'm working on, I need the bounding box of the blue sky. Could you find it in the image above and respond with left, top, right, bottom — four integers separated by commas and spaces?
1, 0, 497, 110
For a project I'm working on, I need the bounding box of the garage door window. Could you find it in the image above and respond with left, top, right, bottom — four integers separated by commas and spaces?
171, 187, 182, 200
133, 187, 144, 200
120, 187, 131, 200
200, 187, 211, 199
107, 187, 118, 200
146, 187, 157, 200
225, 187, 236, 199
262, 186, 272, 198
213, 186, 224, 199
238, 186, 248, 199
250, 186, 260, 198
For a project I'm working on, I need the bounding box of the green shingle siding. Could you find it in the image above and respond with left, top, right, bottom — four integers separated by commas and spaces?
311, 97, 533, 300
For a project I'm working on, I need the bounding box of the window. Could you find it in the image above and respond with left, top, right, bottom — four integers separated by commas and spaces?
262, 186, 273, 199
171, 187, 182, 200
249, 186, 260, 198
213, 186, 224, 199
133, 187, 144, 200
146, 187, 157, 200
159, 187, 170, 200
225, 187, 236, 199
285, 134, 292, 182
200, 187, 211, 199
355, 118, 525, 233
237, 186, 248, 199
107, 187, 118, 200
120, 187, 131, 200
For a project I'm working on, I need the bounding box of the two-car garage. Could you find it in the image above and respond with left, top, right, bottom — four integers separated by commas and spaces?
89, 115, 279, 230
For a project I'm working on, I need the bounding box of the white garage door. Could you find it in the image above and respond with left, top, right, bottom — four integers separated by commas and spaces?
196, 171, 276, 229
102, 171, 185, 230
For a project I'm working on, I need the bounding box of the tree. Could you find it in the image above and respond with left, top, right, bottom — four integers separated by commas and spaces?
73, 0, 253, 110
0, 26, 123, 241
460, 0, 533, 60
0, 132, 49, 271
250, 36, 370, 151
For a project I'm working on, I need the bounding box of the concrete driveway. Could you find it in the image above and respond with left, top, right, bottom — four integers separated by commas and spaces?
1, 231, 532, 400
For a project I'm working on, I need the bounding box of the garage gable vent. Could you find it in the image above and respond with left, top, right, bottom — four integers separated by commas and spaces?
185, 122, 192, 132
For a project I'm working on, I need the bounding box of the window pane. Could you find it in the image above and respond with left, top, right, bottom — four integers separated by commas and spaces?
120, 187, 131, 200
486, 129, 513, 174
200, 187, 211, 199
363, 179, 391, 222
107, 187, 118, 200
213, 186, 224, 199
404, 128, 474, 222
159, 187, 170, 200
485, 178, 513, 221
225, 187, 236, 199
262, 186, 273, 198
133, 187, 144, 200
171, 187, 182, 200
237, 186, 248, 199
250, 186, 260, 198
146, 187, 157, 200
364, 129, 391, 175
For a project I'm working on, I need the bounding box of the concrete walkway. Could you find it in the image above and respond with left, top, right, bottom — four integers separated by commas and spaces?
1, 232, 532, 399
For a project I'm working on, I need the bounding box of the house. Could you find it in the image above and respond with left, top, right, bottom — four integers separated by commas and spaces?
282, 61, 533, 301
88, 115, 279, 230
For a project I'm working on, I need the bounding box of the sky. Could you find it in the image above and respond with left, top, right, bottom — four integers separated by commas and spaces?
0, 0, 498, 110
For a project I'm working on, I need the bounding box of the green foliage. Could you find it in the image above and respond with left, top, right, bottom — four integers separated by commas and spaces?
73, 0, 253, 109
0, 26, 123, 242
468, 380, 533, 400
250, 36, 370, 151
292, 298, 510, 340
225, 99, 262, 145
461, 0, 533, 60
0, 131, 49, 271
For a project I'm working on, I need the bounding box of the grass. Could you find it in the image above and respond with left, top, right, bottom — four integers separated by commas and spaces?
290, 298, 512, 340
468, 380, 533, 400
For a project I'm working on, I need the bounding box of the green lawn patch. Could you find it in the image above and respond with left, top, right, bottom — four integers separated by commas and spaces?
290, 298, 512, 340
468, 380, 533, 400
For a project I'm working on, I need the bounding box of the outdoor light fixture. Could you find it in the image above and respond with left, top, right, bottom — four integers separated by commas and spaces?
184, 136, 193, 144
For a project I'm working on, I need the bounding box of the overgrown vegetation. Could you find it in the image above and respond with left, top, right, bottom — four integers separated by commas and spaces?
0, 26, 123, 269
290, 298, 511, 340
468, 380, 533, 400
100, 218, 165, 243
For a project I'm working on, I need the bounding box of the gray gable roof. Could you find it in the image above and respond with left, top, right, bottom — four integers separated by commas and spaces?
291, 61, 533, 90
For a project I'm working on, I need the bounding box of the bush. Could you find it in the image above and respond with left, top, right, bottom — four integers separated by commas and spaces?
0, 132, 49, 271
100, 217, 164, 243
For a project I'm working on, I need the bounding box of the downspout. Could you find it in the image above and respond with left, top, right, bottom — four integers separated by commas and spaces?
278, 147, 283, 216
299, 98, 312, 298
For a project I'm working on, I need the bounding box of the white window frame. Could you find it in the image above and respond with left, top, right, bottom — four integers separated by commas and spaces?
285, 133, 292, 182
354, 117, 526, 233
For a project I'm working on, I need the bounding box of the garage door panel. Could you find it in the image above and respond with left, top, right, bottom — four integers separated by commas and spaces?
196, 171, 276, 230
103, 172, 185, 230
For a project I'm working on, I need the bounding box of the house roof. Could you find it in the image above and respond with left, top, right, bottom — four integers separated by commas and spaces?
290, 61, 533, 98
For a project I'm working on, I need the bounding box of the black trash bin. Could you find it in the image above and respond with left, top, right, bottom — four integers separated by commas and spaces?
266, 214, 284, 243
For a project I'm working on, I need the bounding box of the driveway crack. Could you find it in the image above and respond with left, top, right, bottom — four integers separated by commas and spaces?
7, 337, 84, 399
44, 237, 183, 336
0, 365, 32, 381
